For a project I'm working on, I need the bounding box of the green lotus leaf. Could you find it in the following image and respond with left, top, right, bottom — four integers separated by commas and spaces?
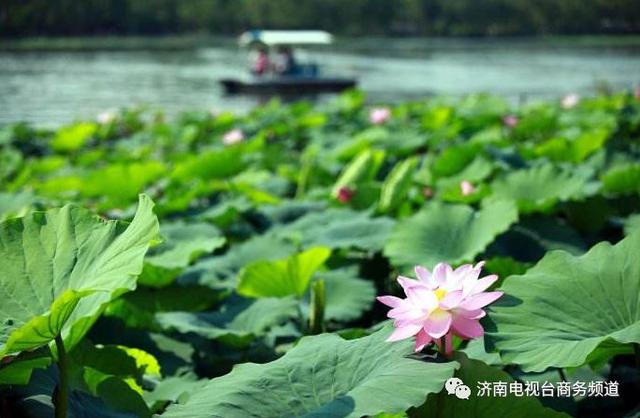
485, 232, 640, 372
275, 208, 395, 251
332, 149, 385, 196
0, 191, 34, 221
0, 351, 51, 385
0, 195, 159, 357
171, 147, 246, 182
431, 144, 482, 179
319, 267, 376, 322
197, 196, 253, 227
104, 284, 222, 330
624, 214, 640, 236
237, 247, 331, 298
10, 367, 138, 418
143, 373, 206, 410
258, 200, 326, 225
71, 342, 160, 417
415, 354, 570, 418
483, 257, 531, 286
0, 146, 22, 181
161, 326, 458, 418
531, 128, 609, 163
81, 161, 166, 208
139, 221, 225, 287
177, 233, 295, 289
490, 165, 592, 213
51, 122, 97, 152
155, 296, 299, 347
378, 157, 419, 213
601, 163, 640, 195
435, 155, 494, 187
384, 200, 517, 268
513, 216, 586, 255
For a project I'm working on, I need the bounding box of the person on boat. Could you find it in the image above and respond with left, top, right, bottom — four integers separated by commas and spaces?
274, 46, 297, 76
250, 44, 270, 76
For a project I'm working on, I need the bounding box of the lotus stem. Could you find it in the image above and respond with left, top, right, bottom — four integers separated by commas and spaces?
309, 279, 326, 335
557, 368, 568, 382
54, 335, 69, 418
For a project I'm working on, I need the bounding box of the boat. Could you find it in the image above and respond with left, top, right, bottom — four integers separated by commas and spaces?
219, 30, 357, 96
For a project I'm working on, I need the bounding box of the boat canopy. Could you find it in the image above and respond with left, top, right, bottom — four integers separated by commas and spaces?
238, 30, 333, 47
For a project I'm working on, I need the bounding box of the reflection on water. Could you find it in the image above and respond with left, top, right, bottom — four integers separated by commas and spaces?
1, 37, 639, 126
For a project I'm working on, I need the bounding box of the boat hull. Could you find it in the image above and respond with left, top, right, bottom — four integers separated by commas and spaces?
219, 77, 357, 95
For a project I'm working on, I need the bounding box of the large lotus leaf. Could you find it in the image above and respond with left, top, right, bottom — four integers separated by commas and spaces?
320, 268, 376, 322
70, 343, 160, 417
155, 296, 299, 347
161, 326, 458, 418
414, 354, 570, 418
601, 163, 640, 195
431, 144, 480, 178
378, 157, 419, 213
51, 122, 97, 152
332, 149, 385, 196
177, 233, 295, 289
81, 162, 166, 207
237, 247, 331, 298
624, 214, 640, 236
0, 351, 51, 385
258, 200, 326, 225
275, 208, 395, 251
104, 284, 222, 330
531, 129, 609, 163
0, 146, 23, 180
170, 147, 246, 182
435, 155, 494, 187
87, 320, 194, 378
483, 257, 531, 285
384, 200, 517, 269
0, 195, 159, 356
139, 221, 225, 287
9, 367, 138, 418
490, 165, 592, 213
514, 216, 586, 255
0, 191, 34, 221
143, 373, 206, 409
365, 129, 427, 155
72, 343, 160, 382
485, 232, 640, 372
196, 196, 252, 227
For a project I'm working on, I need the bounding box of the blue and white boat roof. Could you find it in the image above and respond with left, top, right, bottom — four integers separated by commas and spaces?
238, 30, 333, 47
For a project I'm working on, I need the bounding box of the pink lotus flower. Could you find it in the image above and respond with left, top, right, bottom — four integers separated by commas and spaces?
561, 94, 580, 109
369, 107, 391, 125
222, 129, 244, 145
422, 186, 434, 199
460, 180, 475, 196
336, 186, 354, 203
634, 87, 640, 100
502, 115, 518, 128
377, 262, 503, 353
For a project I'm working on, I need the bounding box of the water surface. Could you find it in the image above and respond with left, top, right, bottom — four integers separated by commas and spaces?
1, 36, 639, 126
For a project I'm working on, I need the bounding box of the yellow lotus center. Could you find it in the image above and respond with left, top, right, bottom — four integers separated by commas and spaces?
434, 289, 447, 301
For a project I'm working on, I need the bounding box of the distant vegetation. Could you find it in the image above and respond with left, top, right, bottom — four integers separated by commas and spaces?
2, 0, 640, 37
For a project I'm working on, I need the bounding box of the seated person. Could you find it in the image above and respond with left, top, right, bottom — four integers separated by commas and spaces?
274, 46, 297, 76
250, 45, 270, 76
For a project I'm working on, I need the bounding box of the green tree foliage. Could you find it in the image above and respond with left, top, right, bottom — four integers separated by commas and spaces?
2, 0, 640, 37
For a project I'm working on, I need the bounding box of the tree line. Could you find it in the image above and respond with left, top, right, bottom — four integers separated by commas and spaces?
2, 0, 639, 37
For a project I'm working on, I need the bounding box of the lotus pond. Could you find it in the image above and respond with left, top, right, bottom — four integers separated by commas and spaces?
0, 90, 639, 418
